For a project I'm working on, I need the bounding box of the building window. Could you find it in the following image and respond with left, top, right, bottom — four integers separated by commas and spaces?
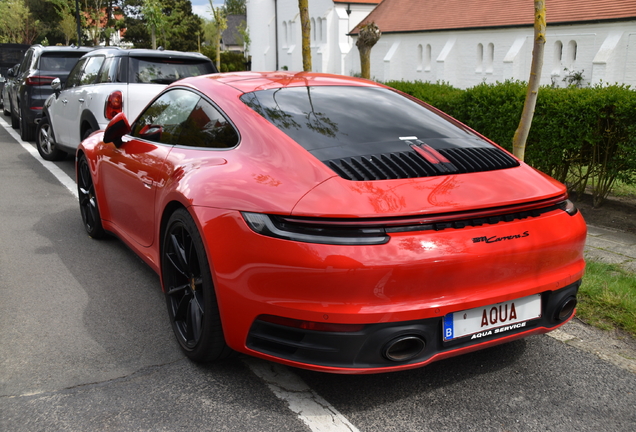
425, 44, 431, 71
476, 43, 483, 72
318, 18, 323, 42
567, 40, 577, 66
417, 44, 423, 72
311, 18, 316, 43
282, 21, 288, 48
553, 40, 563, 74
486, 43, 494, 73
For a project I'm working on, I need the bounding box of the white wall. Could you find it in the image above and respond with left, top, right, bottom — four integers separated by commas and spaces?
344, 21, 636, 88
247, 0, 376, 73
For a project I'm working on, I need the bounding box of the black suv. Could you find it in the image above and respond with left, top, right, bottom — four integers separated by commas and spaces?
7, 44, 93, 141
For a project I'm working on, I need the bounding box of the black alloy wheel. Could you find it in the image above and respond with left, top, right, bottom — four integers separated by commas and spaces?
36, 117, 67, 161
77, 154, 105, 239
162, 208, 232, 362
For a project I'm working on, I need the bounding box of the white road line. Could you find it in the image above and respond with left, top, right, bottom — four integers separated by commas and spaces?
244, 358, 360, 432
0, 117, 78, 198
0, 116, 360, 432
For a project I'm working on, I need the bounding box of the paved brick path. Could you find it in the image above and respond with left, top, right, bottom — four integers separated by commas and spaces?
585, 225, 636, 273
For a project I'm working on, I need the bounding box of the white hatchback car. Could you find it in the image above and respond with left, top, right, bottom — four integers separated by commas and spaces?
36, 47, 216, 160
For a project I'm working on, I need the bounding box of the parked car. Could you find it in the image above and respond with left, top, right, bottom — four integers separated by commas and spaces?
36, 47, 217, 161
2, 64, 19, 117
7, 44, 93, 141
76, 72, 587, 373
0, 74, 6, 108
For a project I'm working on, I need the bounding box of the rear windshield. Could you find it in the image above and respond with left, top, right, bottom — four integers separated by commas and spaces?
39, 52, 86, 72
129, 57, 215, 84
240, 86, 493, 161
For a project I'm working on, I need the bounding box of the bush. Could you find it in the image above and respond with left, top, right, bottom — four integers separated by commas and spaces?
199, 48, 249, 72
384, 80, 636, 206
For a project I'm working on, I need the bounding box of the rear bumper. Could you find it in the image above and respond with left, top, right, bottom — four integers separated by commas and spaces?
245, 282, 579, 372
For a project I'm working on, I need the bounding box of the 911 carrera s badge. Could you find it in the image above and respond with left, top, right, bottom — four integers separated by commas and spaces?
472, 231, 530, 244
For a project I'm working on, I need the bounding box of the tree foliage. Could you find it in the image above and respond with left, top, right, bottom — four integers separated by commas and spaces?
223, 0, 245, 15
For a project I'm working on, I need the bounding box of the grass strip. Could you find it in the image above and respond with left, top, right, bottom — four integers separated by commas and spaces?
577, 260, 636, 336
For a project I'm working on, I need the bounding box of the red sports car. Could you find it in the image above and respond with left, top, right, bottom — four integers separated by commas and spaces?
76, 72, 586, 374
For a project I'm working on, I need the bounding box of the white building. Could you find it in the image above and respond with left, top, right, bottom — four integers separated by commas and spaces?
345, 0, 636, 88
246, 0, 380, 74
247, 0, 636, 89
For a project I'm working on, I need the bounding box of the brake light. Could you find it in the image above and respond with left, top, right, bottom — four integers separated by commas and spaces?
25, 76, 56, 86
105, 91, 123, 120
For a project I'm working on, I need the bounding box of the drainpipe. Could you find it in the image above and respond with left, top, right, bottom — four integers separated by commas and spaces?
275, 0, 279, 70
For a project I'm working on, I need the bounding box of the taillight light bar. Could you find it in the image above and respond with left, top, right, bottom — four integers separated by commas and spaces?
25, 76, 56, 86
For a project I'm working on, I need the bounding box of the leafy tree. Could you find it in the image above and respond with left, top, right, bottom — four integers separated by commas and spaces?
0, 0, 42, 44
210, 1, 227, 68
142, 0, 167, 49
223, 0, 245, 15
512, 0, 546, 161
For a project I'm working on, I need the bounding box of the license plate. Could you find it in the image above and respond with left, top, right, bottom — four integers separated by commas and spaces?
443, 294, 542, 341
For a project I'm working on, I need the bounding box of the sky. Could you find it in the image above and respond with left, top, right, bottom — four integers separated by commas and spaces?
190, 0, 225, 21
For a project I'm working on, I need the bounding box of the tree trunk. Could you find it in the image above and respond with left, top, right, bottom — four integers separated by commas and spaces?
299, 0, 311, 71
359, 46, 371, 78
512, 0, 546, 161
356, 22, 381, 80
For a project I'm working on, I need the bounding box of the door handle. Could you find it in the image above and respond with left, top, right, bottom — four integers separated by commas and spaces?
62, 100, 68, 104
78, 98, 85, 103
140, 176, 153, 189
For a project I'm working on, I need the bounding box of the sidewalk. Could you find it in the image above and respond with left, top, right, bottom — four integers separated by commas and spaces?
585, 225, 636, 273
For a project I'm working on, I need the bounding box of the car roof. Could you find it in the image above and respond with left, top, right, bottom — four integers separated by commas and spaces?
83, 47, 209, 60
184, 71, 383, 94
30, 44, 93, 54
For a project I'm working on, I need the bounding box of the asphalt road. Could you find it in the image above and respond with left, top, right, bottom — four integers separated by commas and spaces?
0, 119, 635, 432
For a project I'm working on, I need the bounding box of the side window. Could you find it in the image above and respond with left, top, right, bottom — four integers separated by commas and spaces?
177, 99, 239, 148
132, 89, 200, 145
97, 57, 116, 83
65, 58, 87, 88
19, 50, 33, 74
80, 56, 105, 85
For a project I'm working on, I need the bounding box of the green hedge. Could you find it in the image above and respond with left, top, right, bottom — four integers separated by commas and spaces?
386, 80, 636, 206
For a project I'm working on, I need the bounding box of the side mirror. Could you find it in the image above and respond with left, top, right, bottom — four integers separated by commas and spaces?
103, 112, 131, 147
51, 78, 61, 96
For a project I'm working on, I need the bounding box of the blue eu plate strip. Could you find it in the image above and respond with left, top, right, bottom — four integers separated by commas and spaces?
443, 314, 454, 340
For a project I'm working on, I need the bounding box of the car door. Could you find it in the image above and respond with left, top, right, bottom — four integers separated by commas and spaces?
97, 89, 201, 247
51, 58, 87, 146
63, 55, 105, 147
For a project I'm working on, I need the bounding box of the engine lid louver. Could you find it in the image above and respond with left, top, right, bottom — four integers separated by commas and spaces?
326, 146, 519, 181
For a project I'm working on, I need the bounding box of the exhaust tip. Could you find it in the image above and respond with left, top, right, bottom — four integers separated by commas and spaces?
383, 335, 426, 362
556, 296, 577, 321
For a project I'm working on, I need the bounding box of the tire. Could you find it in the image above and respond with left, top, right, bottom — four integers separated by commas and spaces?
36, 117, 67, 161
2, 100, 9, 116
19, 106, 35, 141
82, 128, 94, 141
77, 154, 105, 239
162, 208, 232, 363
10, 103, 19, 129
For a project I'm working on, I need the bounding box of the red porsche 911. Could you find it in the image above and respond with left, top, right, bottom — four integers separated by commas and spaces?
76, 72, 586, 374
